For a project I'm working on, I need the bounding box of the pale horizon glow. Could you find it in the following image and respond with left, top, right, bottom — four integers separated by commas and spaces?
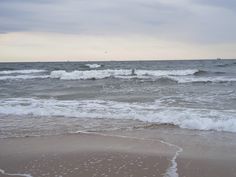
0, 0, 236, 62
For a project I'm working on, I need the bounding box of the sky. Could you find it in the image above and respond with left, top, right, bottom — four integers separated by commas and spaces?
0, 0, 236, 62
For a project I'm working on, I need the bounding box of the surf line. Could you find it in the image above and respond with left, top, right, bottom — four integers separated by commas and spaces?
0, 168, 33, 177
160, 140, 183, 177
76, 131, 183, 177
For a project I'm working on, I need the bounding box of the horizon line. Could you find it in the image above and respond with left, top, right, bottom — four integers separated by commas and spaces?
0, 58, 235, 63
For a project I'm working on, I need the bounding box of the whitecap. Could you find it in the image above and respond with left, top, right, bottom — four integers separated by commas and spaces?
50, 69, 131, 80
0, 69, 46, 75
50, 69, 199, 80
0, 75, 50, 80
85, 64, 102, 69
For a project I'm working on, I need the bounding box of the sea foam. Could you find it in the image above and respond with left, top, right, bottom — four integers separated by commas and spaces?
0, 98, 236, 133
0, 69, 46, 75
0, 168, 32, 177
50, 69, 198, 80
50, 69, 131, 80
85, 64, 102, 69
168, 76, 236, 83
0, 69, 235, 83
0, 75, 49, 80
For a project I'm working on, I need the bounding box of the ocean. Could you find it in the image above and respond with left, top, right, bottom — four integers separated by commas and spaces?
0, 59, 236, 138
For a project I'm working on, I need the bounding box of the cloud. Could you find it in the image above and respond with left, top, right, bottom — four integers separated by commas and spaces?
194, 0, 236, 11
0, 0, 236, 44
0, 0, 190, 34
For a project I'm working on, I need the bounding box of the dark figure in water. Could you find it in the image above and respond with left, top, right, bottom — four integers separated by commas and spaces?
131, 69, 136, 76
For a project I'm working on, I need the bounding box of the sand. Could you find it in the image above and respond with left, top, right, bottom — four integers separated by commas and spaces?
0, 132, 236, 177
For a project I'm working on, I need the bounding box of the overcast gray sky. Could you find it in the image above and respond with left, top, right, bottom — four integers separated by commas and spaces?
0, 0, 236, 61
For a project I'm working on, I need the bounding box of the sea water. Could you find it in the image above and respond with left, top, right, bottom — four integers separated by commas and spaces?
0, 59, 236, 138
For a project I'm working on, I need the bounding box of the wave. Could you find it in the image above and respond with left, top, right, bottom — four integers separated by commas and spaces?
193, 70, 208, 76
50, 69, 199, 80
217, 64, 229, 67
133, 123, 178, 129
0, 68, 14, 71
136, 69, 199, 76
193, 70, 226, 76
85, 64, 102, 69
0, 98, 236, 133
154, 77, 178, 83
50, 69, 131, 80
115, 75, 236, 84
0, 75, 49, 80
168, 76, 236, 83
0, 69, 46, 75
0, 69, 234, 84
216, 62, 236, 67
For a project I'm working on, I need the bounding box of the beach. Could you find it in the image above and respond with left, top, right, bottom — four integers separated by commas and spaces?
0, 60, 236, 177
1, 129, 236, 177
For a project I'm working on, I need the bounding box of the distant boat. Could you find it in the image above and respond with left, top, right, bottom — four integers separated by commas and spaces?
217, 58, 222, 60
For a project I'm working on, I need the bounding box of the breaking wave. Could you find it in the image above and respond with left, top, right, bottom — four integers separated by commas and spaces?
0, 69, 46, 75
168, 76, 236, 83
50, 69, 198, 80
0, 69, 234, 84
193, 70, 208, 76
85, 64, 102, 69
0, 75, 49, 80
0, 98, 236, 133
50, 69, 131, 80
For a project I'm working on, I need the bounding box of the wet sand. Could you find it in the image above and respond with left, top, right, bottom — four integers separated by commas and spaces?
0, 132, 236, 177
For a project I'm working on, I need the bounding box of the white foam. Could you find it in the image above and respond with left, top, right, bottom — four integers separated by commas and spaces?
0, 75, 50, 80
0, 98, 236, 133
50, 69, 131, 80
0, 69, 46, 75
0, 69, 235, 83
135, 69, 198, 77
50, 69, 199, 80
161, 140, 183, 177
168, 76, 236, 83
0, 168, 33, 177
85, 64, 102, 69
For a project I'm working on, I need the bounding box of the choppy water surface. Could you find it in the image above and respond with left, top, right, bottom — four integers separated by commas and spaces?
0, 60, 236, 138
